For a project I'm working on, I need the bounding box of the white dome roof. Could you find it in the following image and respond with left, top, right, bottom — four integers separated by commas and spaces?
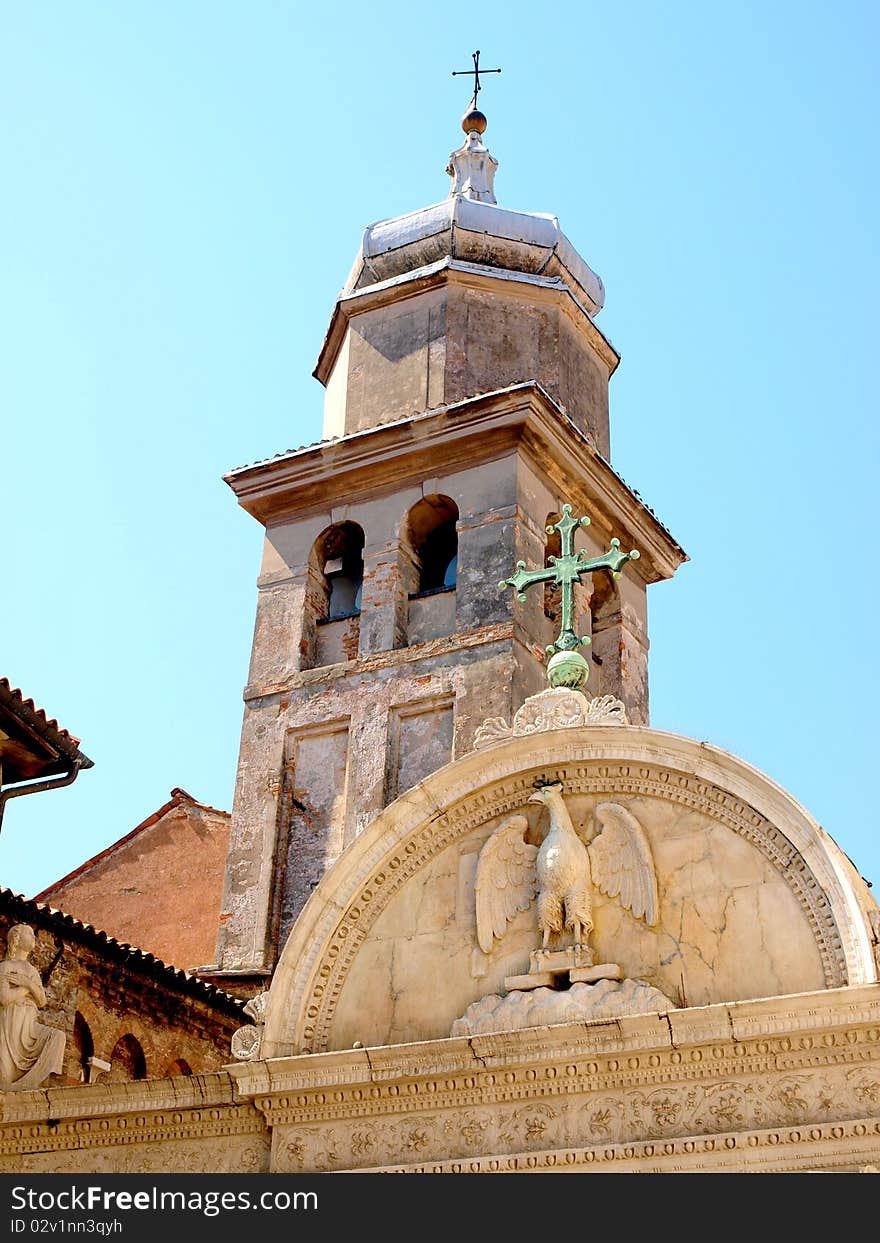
343, 195, 606, 318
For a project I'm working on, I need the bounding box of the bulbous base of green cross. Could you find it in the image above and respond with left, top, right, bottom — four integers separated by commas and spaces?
547, 649, 590, 691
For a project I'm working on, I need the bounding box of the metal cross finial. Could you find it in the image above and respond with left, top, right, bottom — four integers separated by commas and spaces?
500, 504, 640, 667
452, 50, 501, 109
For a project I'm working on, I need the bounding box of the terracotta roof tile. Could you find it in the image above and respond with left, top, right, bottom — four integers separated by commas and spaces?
0, 677, 94, 769
0, 888, 249, 1021
0, 678, 77, 743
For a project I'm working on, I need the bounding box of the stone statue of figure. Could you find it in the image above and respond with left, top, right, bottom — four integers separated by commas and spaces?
0, 925, 65, 1092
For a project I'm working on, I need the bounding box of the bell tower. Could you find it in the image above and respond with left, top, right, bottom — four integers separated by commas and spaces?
204, 97, 686, 989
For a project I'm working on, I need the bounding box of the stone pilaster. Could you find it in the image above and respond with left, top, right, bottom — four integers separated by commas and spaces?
358, 540, 409, 657
350, 702, 392, 838
247, 571, 308, 688
213, 697, 288, 974
456, 507, 516, 632
590, 572, 650, 725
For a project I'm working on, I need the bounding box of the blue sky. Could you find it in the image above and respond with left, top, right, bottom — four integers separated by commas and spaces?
2, 2, 878, 903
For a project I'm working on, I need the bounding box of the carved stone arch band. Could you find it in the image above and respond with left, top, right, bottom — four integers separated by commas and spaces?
260, 728, 877, 1057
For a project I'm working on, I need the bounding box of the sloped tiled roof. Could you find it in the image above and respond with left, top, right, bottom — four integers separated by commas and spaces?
0, 887, 248, 1022
0, 677, 94, 776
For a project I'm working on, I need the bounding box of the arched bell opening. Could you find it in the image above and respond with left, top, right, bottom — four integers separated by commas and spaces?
304, 521, 366, 668
403, 496, 459, 645
543, 511, 563, 636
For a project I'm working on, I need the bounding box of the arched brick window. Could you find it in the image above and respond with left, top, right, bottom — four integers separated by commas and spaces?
303, 521, 367, 668
73, 1012, 93, 1083
108, 1034, 147, 1082
403, 496, 459, 646
165, 1058, 193, 1077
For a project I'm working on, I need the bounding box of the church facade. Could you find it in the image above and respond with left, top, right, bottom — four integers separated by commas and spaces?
2, 98, 879, 1174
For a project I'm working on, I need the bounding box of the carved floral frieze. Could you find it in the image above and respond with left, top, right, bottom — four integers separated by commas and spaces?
0, 1102, 269, 1174
4, 1139, 269, 1175
269, 1058, 880, 1172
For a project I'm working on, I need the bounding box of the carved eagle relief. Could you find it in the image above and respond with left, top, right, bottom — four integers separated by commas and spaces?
475, 783, 660, 954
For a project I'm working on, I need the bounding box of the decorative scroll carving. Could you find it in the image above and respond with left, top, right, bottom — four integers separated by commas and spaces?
230, 991, 269, 1062
582, 696, 630, 725
471, 717, 512, 748
473, 688, 628, 751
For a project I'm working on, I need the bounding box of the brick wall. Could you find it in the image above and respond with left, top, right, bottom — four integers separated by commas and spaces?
0, 897, 247, 1087
36, 789, 229, 973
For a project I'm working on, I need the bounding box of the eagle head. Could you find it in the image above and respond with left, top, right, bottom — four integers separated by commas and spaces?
528, 781, 564, 806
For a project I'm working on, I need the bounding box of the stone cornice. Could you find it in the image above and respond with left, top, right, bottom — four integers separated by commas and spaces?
229, 985, 880, 1106
313, 257, 620, 387
225, 383, 686, 583
0, 1070, 238, 1126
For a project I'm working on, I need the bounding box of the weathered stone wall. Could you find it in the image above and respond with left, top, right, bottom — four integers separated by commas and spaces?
276, 721, 352, 947
223, 635, 517, 977
338, 287, 448, 435
215, 453, 537, 976
36, 792, 230, 973
323, 273, 614, 454
445, 284, 611, 456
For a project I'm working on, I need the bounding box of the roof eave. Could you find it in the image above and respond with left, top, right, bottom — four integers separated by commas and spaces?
0, 680, 94, 781
0, 888, 247, 1020
35, 788, 229, 902
224, 382, 686, 582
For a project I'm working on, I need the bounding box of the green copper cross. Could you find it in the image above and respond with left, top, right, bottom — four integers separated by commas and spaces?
499, 505, 640, 656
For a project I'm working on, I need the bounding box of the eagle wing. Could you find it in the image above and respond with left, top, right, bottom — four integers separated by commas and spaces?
588, 802, 660, 925
475, 814, 538, 953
